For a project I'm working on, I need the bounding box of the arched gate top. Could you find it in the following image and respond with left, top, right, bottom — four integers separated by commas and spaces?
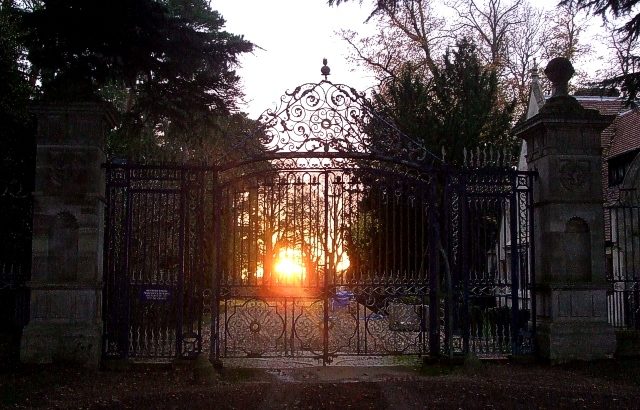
223, 79, 441, 169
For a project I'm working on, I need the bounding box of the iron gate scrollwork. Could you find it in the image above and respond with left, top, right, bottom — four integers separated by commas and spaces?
214, 165, 437, 362
103, 165, 214, 359
444, 169, 535, 356
103, 79, 535, 363
210, 80, 439, 364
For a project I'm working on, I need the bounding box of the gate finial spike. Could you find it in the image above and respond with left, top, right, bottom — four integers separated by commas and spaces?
321, 58, 331, 80
441, 146, 446, 162
463, 147, 467, 167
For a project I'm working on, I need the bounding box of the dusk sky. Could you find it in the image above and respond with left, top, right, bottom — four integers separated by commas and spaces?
215, 0, 377, 118
215, 0, 603, 118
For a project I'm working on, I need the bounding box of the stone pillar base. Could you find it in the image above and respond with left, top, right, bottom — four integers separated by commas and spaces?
20, 322, 102, 367
536, 286, 615, 362
536, 320, 615, 362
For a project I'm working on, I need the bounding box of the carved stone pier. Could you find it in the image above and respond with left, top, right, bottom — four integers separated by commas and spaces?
20, 103, 115, 366
515, 58, 616, 361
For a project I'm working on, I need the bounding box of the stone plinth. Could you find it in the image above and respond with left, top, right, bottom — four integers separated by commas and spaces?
21, 103, 115, 367
514, 58, 615, 362
535, 284, 614, 361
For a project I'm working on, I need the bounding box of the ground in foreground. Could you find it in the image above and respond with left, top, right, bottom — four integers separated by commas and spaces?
2, 359, 640, 409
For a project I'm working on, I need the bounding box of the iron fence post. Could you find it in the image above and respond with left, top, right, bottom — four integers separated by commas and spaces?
428, 180, 440, 356
211, 169, 221, 363
461, 172, 470, 356
323, 170, 330, 365
121, 167, 133, 359
509, 172, 520, 355
528, 172, 536, 354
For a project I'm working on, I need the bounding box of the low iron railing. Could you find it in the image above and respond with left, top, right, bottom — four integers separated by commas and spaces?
606, 202, 640, 329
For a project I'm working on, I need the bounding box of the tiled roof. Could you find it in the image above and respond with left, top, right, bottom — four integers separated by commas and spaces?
608, 109, 640, 159
576, 96, 627, 116
574, 96, 639, 160
526, 90, 639, 206
571, 96, 639, 206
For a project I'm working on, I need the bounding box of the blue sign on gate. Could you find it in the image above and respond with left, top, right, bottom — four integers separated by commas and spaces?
139, 286, 172, 302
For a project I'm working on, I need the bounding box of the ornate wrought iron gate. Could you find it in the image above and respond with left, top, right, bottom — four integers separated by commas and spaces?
214, 165, 438, 362
445, 169, 535, 356
103, 166, 214, 359
0, 176, 32, 363
103, 80, 535, 363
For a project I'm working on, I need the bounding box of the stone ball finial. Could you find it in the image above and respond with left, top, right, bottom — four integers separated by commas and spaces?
321, 58, 330, 80
544, 57, 575, 97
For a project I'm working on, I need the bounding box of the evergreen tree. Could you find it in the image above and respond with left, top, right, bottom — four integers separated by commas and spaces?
0, 3, 35, 268
372, 38, 515, 165
14, 0, 253, 151
346, 39, 515, 295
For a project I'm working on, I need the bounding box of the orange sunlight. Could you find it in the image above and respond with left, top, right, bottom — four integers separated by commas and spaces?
273, 248, 306, 284
336, 255, 350, 273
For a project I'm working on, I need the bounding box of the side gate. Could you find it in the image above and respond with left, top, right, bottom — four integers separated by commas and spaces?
103, 165, 213, 359
445, 168, 535, 356
606, 199, 640, 330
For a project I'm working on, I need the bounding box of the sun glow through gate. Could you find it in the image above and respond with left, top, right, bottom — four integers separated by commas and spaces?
273, 248, 306, 284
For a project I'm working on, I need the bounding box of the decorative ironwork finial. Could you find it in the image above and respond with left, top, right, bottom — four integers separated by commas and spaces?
321, 58, 330, 80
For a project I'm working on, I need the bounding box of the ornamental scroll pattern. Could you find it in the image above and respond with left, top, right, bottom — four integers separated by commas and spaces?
254, 81, 430, 165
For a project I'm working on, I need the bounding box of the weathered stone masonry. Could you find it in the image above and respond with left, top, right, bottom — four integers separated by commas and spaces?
20, 103, 115, 366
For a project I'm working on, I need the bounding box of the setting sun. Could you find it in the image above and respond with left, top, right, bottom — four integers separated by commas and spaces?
273, 248, 306, 283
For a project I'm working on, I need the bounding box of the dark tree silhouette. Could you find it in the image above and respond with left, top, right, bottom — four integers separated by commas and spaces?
0, 0, 255, 269
0, 4, 35, 269
344, 39, 514, 314
565, 0, 640, 101
13, 0, 253, 146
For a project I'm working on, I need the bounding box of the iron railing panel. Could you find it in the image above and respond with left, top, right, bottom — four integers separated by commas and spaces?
605, 203, 640, 330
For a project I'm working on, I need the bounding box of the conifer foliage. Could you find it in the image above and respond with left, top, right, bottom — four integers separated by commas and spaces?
16, 0, 253, 143
371, 39, 514, 165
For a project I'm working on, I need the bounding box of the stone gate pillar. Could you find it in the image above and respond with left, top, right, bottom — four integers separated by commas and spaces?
21, 103, 115, 366
514, 58, 616, 361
